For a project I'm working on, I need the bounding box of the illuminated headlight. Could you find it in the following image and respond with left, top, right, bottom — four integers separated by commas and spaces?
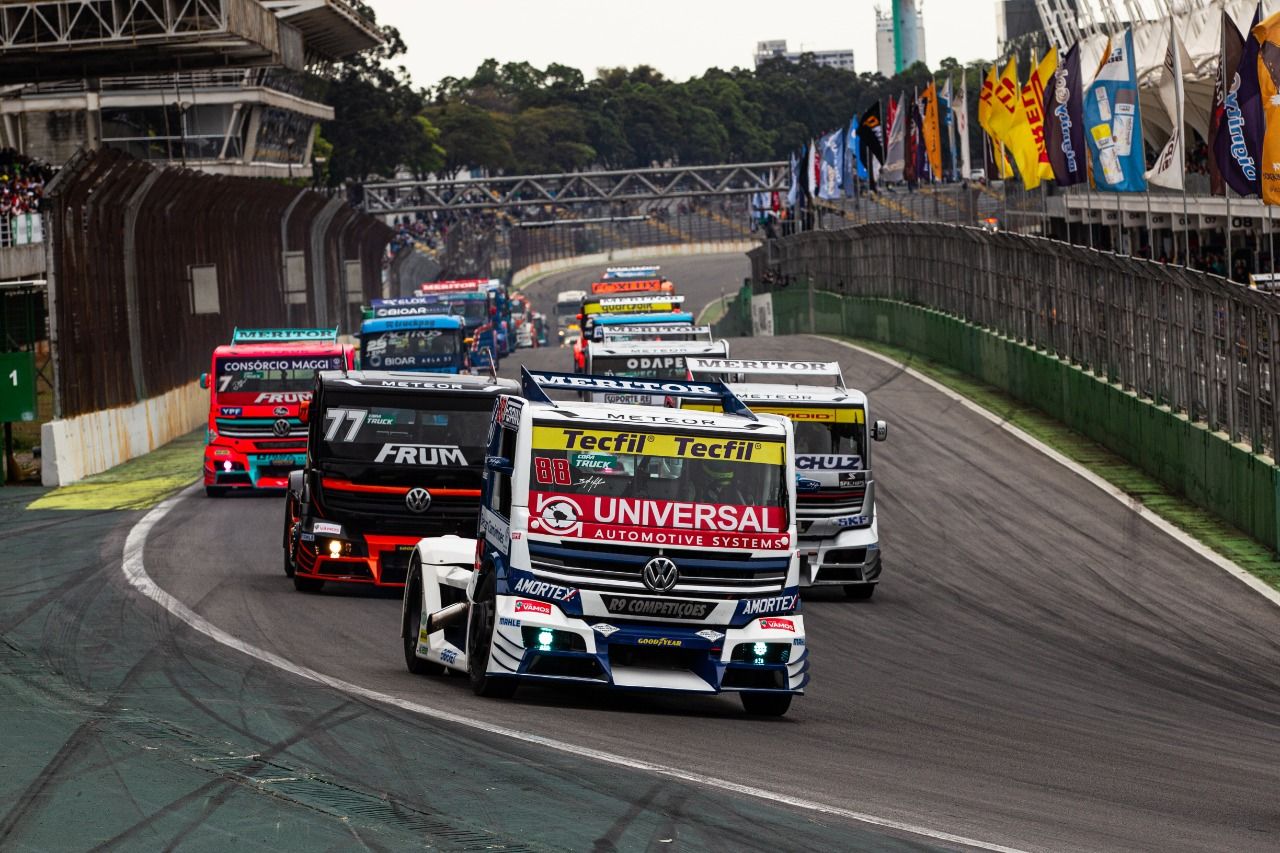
222, 460, 233, 471
328, 540, 343, 557
753, 642, 768, 657
520, 626, 585, 652
537, 630, 554, 650
731, 642, 791, 665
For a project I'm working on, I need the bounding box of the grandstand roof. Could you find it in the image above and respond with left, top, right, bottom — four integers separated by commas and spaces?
261, 0, 383, 61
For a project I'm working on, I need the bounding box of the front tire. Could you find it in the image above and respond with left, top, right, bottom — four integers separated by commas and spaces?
293, 575, 324, 593
844, 584, 875, 600
403, 574, 446, 676
467, 571, 517, 699
741, 692, 792, 717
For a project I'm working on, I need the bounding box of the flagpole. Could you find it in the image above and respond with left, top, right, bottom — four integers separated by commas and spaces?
1226, 190, 1233, 279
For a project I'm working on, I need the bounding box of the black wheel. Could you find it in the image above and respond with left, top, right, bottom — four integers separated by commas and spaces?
403, 575, 446, 676
293, 575, 324, 593
205, 485, 227, 498
844, 584, 875, 600
282, 503, 297, 578
467, 570, 517, 699
283, 545, 296, 578
741, 691, 793, 717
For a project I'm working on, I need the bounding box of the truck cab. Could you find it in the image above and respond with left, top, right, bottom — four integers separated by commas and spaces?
358, 315, 466, 373
584, 338, 730, 405
401, 367, 807, 716
201, 327, 353, 497
687, 359, 888, 599
284, 370, 517, 592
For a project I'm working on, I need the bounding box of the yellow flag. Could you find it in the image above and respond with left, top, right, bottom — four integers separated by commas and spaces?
921, 82, 944, 179
978, 66, 1015, 178
1254, 12, 1280, 203
986, 57, 1044, 190
1021, 48, 1058, 180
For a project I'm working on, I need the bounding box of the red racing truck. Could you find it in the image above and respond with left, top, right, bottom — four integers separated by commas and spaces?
200, 328, 354, 496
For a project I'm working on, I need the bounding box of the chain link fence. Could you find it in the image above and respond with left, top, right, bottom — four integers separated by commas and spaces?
750, 222, 1279, 456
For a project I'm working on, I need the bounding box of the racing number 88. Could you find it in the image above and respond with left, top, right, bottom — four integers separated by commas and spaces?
534, 457, 572, 485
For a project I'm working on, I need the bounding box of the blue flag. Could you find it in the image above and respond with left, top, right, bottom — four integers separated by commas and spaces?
1084, 30, 1147, 192
818, 129, 845, 200
787, 149, 800, 208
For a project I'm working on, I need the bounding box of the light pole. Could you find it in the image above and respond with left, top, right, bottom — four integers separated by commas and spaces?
286, 136, 296, 180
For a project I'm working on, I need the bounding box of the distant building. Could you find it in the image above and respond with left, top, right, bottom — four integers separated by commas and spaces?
875, 1, 927, 77
996, 0, 1043, 53
754, 40, 855, 72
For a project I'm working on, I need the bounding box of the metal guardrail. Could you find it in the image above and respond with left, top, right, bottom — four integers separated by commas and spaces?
751, 223, 1280, 456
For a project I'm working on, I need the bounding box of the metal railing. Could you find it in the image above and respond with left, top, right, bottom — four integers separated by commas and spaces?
751, 222, 1280, 456
0, 213, 43, 248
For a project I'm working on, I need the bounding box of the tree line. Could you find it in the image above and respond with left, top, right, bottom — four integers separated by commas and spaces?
318, 3, 988, 184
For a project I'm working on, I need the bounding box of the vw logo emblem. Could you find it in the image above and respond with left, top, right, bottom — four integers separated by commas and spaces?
405, 487, 432, 514
272, 418, 291, 437
642, 556, 679, 593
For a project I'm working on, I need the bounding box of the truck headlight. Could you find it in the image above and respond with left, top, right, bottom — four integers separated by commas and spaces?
328, 540, 342, 557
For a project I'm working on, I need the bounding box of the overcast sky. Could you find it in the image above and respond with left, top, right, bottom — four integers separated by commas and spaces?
364, 0, 1000, 90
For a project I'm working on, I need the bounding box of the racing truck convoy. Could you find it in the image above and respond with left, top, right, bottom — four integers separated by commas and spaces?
572, 294, 689, 371
687, 359, 888, 599
283, 370, 517, 592
401, 368, 807, 716
201, 328, 353, 497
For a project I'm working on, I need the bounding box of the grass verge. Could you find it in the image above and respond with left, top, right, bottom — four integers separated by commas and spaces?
27, 429, 203, 511
840, 335, 1280, 592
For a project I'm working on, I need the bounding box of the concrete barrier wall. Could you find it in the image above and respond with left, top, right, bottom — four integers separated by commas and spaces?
511, 240, 757, 289
756, 288, 1280, 552
41, 379, 205, 486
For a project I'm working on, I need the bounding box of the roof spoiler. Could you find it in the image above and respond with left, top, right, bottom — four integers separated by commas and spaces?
687, 358, 846, 391
603, 265, 660, 279
232, 327, 338, 344
520, 367, 756, 420
601, 324, 711, 338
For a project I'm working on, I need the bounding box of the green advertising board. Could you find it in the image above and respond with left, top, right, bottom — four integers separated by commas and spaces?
0, 351, 36, 422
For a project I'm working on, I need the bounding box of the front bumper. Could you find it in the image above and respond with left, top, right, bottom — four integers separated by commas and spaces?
484, 596, 808, 695
204, 447, 306, 491
295, 530, 420, 586
797, 521, 881, 587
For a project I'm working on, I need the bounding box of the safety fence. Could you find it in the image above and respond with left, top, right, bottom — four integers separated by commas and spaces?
46, 148, 391, 418
744, 222, 1280, 550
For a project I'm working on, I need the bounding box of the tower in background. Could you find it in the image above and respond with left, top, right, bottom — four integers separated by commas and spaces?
876, 1, 926, 77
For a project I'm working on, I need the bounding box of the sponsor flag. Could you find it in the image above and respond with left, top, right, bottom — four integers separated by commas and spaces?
857, 102, 883, 190
987, 57, 1044, 189
807, 139, 820, 198
1022, 47, 1058, 181
978, 64, 1016, 179
1083, 30, 1148, 193
1253, 9, 1280, 203
1046, 42, 1087, 186
843, 117, 858, 197
1147, 19, 1188, 190
1216, 5, 1263, 197
955, 76, 972, 178
921, 81, 944, 179
910, 94, 927, 181
818, 128, 845, 200
1208, 11, 1235, 195
882, 95, 906, 182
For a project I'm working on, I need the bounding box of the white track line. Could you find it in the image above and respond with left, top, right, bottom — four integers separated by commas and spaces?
124, 484, 1027, 853
823, 335, 1280, 610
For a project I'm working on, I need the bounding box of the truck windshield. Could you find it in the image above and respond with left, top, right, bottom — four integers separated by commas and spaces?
215, 355, 344, 394
319, 393, 492, 466
592, 353, 688, 380
449, 301, 489, 326
781, 407, 868, 470
526, 425, 788, 549
360, 329, 459, 370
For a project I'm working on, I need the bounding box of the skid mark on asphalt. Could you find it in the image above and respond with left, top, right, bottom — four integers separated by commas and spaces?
123, 485, 1029, 853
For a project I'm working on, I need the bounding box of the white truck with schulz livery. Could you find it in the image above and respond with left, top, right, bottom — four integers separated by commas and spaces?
686, 359, 888, 599
400, 367, 808, 715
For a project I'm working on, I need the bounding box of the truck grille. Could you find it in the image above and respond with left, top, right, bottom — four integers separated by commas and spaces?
798, 488, 865, 517
215, 417, 307, 440
318, 486, 480, 537
527, 541, 788, 599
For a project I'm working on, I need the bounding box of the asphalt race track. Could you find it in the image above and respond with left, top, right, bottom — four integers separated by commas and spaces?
137, 255, 1280, 851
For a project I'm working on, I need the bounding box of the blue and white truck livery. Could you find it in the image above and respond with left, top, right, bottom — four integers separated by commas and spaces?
401, 368, 807, 716
686, 358, 888, 600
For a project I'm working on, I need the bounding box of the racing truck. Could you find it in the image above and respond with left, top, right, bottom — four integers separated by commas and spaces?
572, 293, 689, 371
401, 368, 807, 716
584, 338, 730, 405
687, 359, 888, 599
283, 370, 517, 592
200, 328, 353, 497
358, 314, 467, 373
555, 289, 587, 344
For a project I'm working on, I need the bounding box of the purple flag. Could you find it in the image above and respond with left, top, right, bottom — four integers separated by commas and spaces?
1046, 43, 1086, 186
1215, 4, 1263, 196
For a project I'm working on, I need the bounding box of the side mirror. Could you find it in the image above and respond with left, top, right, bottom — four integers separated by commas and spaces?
199, 372, 209, 390
299, 399, 311, 424
464, 337, 475, 346
872, 419, 888, 442
485, 455, 514, 476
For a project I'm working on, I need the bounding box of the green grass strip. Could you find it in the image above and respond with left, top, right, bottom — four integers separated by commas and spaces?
27, 429, 204, 511
839, 335, 1280, 592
